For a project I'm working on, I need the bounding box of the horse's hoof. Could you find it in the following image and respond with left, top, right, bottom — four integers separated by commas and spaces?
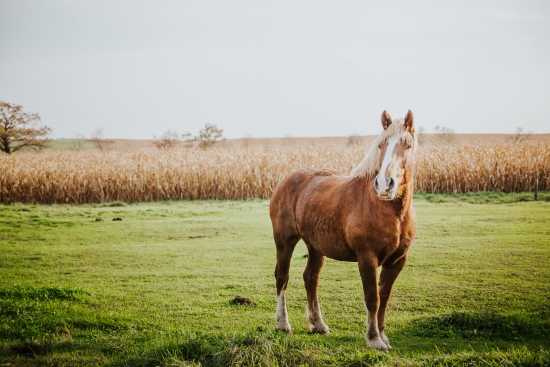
309, 323, 330, 334
380, 333, 392, 350
366, 336, 389, 351
311, 326, 330, 334
275, 324, 292, 334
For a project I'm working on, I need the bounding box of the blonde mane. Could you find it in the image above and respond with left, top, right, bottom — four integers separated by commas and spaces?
350, 118, 415, 179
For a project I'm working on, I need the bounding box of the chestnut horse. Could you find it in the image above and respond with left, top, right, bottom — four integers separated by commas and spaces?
270, 111, 417, 350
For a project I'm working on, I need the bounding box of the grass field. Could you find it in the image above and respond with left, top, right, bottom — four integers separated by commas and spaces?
1, 195, 549, 366
42, 140, 98, 152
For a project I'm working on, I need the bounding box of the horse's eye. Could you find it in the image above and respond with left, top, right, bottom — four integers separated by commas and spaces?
378, 145, 381, 149
407, 145, 412, 149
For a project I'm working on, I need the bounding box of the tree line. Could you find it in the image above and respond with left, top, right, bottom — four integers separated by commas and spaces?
0, 100, 225, 154
1, 99, 530, 154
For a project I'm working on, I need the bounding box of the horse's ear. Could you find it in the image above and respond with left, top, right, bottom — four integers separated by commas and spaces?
404, 110, 414, 134
381, 110, 392, 130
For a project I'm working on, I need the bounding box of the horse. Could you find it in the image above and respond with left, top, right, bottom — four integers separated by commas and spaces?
270, 110, 417, 350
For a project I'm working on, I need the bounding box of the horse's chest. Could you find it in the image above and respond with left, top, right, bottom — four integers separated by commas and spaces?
348, 218, 403, 252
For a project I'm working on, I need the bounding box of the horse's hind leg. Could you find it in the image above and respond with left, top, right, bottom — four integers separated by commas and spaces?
303, 246, 330, 333
274, 233, 299, 333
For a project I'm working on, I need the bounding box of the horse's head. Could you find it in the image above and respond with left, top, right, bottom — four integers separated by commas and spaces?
374, 110, 415, 200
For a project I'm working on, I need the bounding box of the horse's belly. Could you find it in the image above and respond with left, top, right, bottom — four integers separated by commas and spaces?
322, 247, 358, 262
304, 235, 358, 262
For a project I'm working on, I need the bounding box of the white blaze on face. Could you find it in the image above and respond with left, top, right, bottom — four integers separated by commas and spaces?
376, 136, 399, 193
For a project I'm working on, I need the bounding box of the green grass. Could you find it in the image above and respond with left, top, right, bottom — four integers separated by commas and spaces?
12, 138, 117, 153
42, 139, 98, 152
0, 196, 549, 366
415, 191, 550, 204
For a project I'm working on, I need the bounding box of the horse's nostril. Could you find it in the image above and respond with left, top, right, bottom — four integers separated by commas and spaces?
374, 179, 379, 190
387, 178, 395, 191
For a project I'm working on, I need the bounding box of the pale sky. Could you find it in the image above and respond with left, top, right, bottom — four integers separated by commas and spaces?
1, 1, 549, 139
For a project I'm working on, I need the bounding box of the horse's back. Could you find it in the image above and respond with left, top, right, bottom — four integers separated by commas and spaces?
270, 168, 344, 211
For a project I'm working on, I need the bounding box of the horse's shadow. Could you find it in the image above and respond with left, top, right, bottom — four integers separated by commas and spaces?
399, 310, 550, 343
283, 310, 550, 349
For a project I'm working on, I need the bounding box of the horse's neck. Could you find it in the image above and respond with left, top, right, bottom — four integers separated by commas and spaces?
383, 180, 414, 220
398, 182, 414, 218
356, 176, 413, 219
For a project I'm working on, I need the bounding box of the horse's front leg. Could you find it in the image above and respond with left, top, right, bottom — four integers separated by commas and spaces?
358, 255, 388, 350
378, 255, 407, 350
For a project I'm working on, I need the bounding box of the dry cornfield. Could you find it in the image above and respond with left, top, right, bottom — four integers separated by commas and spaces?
0, 142, 548, 204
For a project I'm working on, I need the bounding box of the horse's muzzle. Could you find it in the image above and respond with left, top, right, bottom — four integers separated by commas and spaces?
375, 175, 396, 199
377, 192, 395, 201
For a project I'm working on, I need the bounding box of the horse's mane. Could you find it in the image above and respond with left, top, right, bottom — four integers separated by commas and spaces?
349, 118, 416, 179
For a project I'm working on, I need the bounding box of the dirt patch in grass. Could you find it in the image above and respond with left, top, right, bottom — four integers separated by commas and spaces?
231, 296, 257, 307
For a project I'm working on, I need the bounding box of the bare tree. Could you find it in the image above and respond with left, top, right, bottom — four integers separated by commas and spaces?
196, 123, 225, 149
509, 126, 529, 144
180, 131, 195, 148
347, 134, 363, 146
89, 127, 106, 152
70, 133, 87, 151
153, 130, 181, 149
0, 101, 51, 154
433, 125, 456, 144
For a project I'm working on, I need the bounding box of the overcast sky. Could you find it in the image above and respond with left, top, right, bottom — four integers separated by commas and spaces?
1, 1, 549, 139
